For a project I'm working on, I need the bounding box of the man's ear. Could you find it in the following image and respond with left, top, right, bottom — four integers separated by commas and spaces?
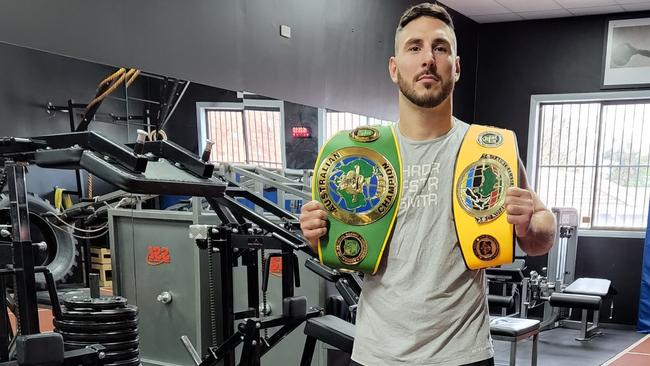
454, 56, 461, 82
389, 56, 398, 84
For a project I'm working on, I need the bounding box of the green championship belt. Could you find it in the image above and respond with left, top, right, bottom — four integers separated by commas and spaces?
313, 125, 402, 274
452, 124, 518, 270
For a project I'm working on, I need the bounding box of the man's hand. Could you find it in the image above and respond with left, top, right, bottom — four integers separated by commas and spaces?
505, 187, 535, 238
505, 186, 555, 256
299, 201, 328, 253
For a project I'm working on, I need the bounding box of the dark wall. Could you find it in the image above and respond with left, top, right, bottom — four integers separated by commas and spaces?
0, 42, 146, 197
0, 1, 478, 124
574, 237, 644, 325
474, 11, 650, 161
284, 102, 319, 169
164, 83, 240, 154
474, 12, 650, 325
158, 3, 478, 167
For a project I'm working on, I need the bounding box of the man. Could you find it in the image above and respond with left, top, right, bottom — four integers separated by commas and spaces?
300, 3, 556, 365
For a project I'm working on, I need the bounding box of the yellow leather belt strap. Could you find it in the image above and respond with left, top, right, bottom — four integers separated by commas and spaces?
452, 124, 518, 270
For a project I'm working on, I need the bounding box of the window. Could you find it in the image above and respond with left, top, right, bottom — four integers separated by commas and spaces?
205, 110, 246, 164
197, 101, 284, 169
322, 111, 394, 142
530, 93, 650, 233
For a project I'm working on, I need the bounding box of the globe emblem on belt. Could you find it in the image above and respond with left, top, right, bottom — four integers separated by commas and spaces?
316, 147, 398, 225
456, 153, 514, 224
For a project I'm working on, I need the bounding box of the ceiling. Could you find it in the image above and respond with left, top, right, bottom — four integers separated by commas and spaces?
439, 0, 650, 23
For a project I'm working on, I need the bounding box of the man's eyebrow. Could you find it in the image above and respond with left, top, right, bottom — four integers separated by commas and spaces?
432, 37, 451, 46
403, 38, 423, 48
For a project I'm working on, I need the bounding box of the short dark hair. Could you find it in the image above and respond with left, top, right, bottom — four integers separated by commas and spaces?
395, 3, 456, 53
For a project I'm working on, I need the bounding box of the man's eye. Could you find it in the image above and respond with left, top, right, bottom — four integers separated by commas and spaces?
408, 46, 421, 52
434, 46, 448, 53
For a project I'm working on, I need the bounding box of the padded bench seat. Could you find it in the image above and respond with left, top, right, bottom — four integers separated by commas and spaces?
547, 277, 613, 341
301, 315, 356, 365
564, 278, 611, 296
490, 317, 540, 337
304, 315, 355, 353
490, 317, 540, 366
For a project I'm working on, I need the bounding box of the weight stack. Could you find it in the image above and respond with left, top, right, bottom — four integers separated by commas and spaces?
54, 295, 141, 366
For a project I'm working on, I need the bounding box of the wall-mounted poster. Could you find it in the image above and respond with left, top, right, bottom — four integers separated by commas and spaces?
602, 17, 650, 89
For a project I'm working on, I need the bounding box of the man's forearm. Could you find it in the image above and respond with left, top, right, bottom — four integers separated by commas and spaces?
517, 209, 556, 256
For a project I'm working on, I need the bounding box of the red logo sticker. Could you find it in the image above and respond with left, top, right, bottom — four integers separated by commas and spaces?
147, 246, 171, 265
269, 257, 282, 277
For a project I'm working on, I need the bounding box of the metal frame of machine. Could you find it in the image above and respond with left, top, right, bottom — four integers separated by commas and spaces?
0, 138, 103, 365
0, 130, 336, 365
518, 207, 615, 341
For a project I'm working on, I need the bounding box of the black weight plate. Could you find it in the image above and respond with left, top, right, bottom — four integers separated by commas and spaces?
64, 338, 139, 352
56, 328, 138, 342
103, 356, 141, 366
64, 296, 127, 310
54, 318, 138, 332
105, 348, 140, 361
60, 305, 138, 321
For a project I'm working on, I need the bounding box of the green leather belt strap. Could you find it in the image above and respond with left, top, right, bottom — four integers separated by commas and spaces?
313, 125, 402, 274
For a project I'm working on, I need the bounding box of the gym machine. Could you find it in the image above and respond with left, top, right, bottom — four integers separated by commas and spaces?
108, 165, 322, 365
520, 207, 579, 319
0, 137, 104, 365
0, 129, 354, 366
520, 207, 615, 341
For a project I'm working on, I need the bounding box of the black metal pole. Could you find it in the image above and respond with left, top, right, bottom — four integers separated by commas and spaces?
68, 99, 84, 197
281, 250, 295, 299
219, 232, 236, 366
5, 161, 40, 335
246, 249, 260, 317
0, 277, 8, 361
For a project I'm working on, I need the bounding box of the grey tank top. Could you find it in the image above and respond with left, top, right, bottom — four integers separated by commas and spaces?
351, 119, 494, 365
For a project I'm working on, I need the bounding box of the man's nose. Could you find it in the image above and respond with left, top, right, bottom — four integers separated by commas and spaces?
422, 49, 436, 67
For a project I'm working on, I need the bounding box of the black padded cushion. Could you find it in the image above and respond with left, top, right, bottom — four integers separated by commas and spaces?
17, 333, 64, 366
550, 292, 601, 310
489, 317, 540, 337
488, 295, 515, 308
304, 315, 355, 353
486, 259, 525, 282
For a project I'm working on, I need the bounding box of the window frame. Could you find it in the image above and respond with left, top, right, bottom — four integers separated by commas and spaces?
317, 108, 395, 149
528, 90, 650, 238
196, 99, 286, 169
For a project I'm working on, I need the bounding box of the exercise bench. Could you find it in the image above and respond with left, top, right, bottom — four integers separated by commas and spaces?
548, 277, 613, 341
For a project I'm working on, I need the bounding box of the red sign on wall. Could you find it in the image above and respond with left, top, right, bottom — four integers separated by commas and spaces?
147, 246, 171, 266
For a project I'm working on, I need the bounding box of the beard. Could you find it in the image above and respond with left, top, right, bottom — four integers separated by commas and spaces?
397, 68, 454, 108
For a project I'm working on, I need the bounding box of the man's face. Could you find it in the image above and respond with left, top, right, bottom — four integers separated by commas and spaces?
389, 17, 460, 109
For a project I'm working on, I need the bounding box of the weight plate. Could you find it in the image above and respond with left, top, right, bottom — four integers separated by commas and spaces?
60, 305, 138, 321
105, 348, 140, 361
56, 329, 138, 342
64, 296, 127, 310
54, 318, 138, 332
64, 338, 139, 352
103, 357, 141, 366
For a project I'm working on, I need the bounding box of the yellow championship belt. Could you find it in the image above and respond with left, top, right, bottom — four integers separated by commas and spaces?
452, 125, 518, 270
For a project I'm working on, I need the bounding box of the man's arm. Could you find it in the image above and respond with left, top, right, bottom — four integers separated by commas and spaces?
505, 158, 556, 256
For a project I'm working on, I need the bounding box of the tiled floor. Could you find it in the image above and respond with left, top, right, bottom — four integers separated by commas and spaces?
8, 308, 54, 332
492, 325, 644, 366
603, 334, 650, 366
